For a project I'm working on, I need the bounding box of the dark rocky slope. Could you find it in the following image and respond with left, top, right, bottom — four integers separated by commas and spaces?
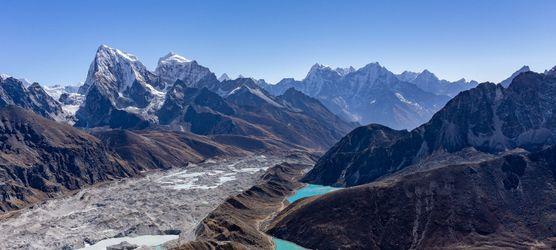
174, 161, 312, 250
0, 106, 135, 212
157, 79, 356, 151
268, 148, 556, 249
0, 106, 286, 214
93, 129, 298, 171
304, 71, 556, 186
0, 77, 65, 121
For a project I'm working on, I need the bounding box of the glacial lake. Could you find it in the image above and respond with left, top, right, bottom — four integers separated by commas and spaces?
78, 234, 179, 250
287, 184, 341, 203
273, 184, 342, 250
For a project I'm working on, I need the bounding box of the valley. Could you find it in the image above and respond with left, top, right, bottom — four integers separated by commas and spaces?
0, 154, 313, 249
0, 10, 555, 249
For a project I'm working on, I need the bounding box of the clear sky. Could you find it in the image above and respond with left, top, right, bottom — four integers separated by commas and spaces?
1, 0, 555, 85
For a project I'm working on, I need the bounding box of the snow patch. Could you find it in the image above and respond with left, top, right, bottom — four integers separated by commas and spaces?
78, 234, 178, 250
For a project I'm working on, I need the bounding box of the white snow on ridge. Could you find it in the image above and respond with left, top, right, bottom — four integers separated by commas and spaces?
62, 104, 81, 116
395, 92, 423, 110
246, 86, 284, 108
158, 52, 190, 65
0, 73, 33, 87
218, 73, 231, 82
78, 234, 179, 250
99, 44, 139, 62
43, 85, 65, 100
87, 45, 151, 93
154, 51, 212, 87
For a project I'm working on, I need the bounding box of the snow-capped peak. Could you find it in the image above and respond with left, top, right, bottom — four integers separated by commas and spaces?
218, 73, 231, 82
397, 71, 420, 82
80, 44, 156, 98
155, 51, 212, 87
309, 63, 328, 71
98, 44, 140, 62
335, 66, 356, 76
419, 69, 438, 78
547, 66, 556, 76
0, 73, 33, 87
500, 65, 532, 87
357, 62, 389, 73
158, 52, 191, 65
305, 63, 339, 80
519, 65, 531, 72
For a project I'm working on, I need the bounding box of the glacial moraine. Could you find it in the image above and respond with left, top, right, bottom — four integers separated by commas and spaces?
0, 155, 303, 250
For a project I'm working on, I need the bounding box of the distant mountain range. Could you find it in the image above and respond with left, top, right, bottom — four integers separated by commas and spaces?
0, 44, 550, 219
0, 75, 66, 121
260, 63, 479, 129
268, 67, 556, 249
73, 45, 355, 150
304, 69, 556, 186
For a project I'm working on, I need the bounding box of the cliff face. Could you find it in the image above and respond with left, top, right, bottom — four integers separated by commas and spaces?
269, 148, 556, 249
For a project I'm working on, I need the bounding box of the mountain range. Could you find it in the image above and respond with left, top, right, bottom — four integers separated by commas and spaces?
303, 69, 556, 187
0, 45, 356, 212
73, 45, 355, 150
1, 43, 554, 249
267, 68, 556, 249
261, 63, 480, 129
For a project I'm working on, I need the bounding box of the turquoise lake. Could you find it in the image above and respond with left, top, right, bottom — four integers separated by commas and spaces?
287, 184, 341, 203
273, 184, 342, 250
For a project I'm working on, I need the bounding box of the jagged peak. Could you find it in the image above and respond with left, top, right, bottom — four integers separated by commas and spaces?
547, 66, 556, 76
309, 63, 329, 71
364, 62, 382, 67
96, 44, 139, 62
520, 65, 531, 71
397, 71, 420, 82
218, 73, 230, 82
511, 65, 531, 75
420, 69, 435, 76
0, 73, 10, 80
335, 66, 356, 76
0, 74, 33, 86
416, 69, 439, 81
500, 65, 533, 87
354, 62, 391, 76
158, 52, 191, 65
28, 82, 42, 88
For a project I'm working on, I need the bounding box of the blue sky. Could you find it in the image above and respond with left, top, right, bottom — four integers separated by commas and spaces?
1, 0, 555, 85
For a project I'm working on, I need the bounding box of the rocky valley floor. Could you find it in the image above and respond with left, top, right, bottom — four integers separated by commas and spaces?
0, 154, 312, 249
